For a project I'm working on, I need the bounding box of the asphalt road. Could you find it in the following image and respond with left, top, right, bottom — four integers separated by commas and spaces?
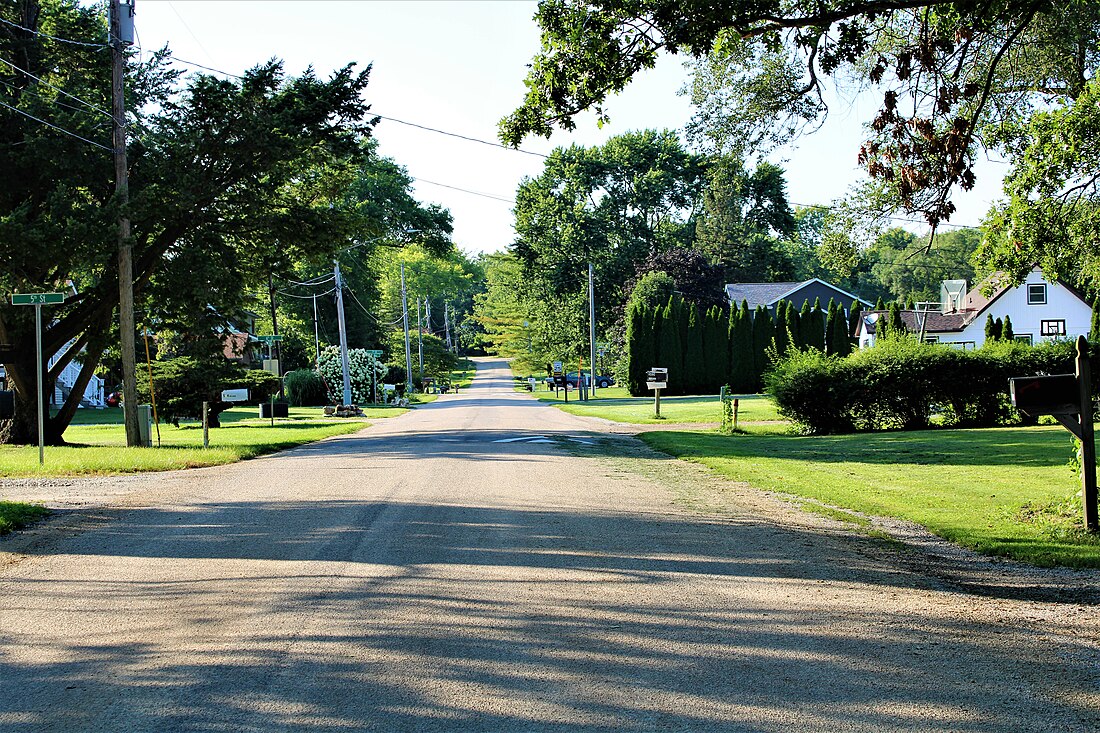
0, 358, 1097, 731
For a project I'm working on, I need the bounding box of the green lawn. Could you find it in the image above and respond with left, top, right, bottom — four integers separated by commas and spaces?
0, 501, 51, 535
0, 404, 407, 478
537, 389, 783, 425
641, 426, 1100, 568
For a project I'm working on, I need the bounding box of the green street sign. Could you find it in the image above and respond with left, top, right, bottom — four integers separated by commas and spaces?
256, 334, 284, 342
11, 292, 65, 305
365, 349, 383, 357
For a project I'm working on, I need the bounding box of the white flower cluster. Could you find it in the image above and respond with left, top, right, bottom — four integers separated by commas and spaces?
316, 346, 389, 404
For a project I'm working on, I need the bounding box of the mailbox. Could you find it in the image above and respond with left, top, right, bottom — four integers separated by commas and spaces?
646, 367, 668, 391
1009, 374, 1079, 416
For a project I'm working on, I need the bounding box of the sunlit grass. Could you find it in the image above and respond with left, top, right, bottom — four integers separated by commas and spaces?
0, 501, 50, 534
642, 425, 1100, 568
0, 405, 407, 478
538, 390, 783, 425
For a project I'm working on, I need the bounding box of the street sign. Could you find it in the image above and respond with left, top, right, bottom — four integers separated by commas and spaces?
256, 334, 283, 342
11, 292, 65, 305
365, 349, 383, 358
552, 360, 564, 376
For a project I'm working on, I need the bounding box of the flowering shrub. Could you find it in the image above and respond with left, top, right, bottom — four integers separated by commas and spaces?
316, 346, 388, 404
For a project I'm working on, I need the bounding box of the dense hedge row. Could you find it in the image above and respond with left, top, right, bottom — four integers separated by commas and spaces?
766, 337, 1085, 433
625, 295, 861, 396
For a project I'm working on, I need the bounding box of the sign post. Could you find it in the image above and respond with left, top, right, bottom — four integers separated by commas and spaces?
1009, 335, 1098, 531
366, 349, 383, 403
646, 367, 668, 420
11, 292, 65, 464
552, 360, 566, 403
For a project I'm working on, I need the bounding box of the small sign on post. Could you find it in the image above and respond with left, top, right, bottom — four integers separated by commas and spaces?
646, 367, 668, 419
10, 292, 66, 465
1009, 335, 1098, 531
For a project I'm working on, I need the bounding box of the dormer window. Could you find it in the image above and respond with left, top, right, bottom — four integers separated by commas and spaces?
1027, 284, 1047, 305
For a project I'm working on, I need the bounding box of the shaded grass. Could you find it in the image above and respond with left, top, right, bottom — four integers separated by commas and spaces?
539, 391, 782, 425
640, 426, 1100, 568
0, 502, 50, 534
0, 405, 407, 478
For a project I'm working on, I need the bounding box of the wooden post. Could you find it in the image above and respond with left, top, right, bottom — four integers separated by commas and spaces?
734, 398, 739, 431
1076, 336, 1098, 531
202, 401, 209, 449
111, 0, 140, 448
654, 387, 661, 419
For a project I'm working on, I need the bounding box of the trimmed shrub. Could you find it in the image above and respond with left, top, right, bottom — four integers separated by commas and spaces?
766, 336, 1081, 434
284, 369, 327, 406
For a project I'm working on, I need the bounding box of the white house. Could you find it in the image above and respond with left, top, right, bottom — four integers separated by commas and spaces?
859, 268, 1092, 349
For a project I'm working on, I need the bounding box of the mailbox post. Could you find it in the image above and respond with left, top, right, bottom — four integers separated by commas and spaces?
1009, 335, 1098, 531
646, 367, 668, 419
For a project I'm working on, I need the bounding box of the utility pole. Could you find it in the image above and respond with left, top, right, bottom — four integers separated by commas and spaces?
416, 296, 424, 380
312, 293, 320, 368
267, 271, 282, 397
400, 264, 413, 394
110, 0, 139, 446
444, 300, 452, 352
333, 259, 353, 405
589, 262, 597, 395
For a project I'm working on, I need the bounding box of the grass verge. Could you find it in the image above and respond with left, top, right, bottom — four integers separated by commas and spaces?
0, 502, 50, 534
640, 425, 1100, 568
0, 405, 405, 478
538, 390, 782, 425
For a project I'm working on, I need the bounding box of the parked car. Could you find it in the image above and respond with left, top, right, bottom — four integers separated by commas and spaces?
564, 371, 614, 388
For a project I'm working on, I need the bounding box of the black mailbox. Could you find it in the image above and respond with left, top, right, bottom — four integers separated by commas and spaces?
0, 390, 13, 420
1009, 374, 1079, 416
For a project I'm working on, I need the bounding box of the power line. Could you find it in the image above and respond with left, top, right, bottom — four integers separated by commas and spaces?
0, 15, 109, 48
276, 287, 337, 299
0, 55, 114, 120
373, 113, 548, 158
0, 97, 113, 151
413, 176, 515, 204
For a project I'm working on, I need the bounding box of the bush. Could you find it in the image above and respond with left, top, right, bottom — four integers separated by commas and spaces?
767, 336, 1083, 434
283, 369, 327, 406
317, 346, 387, 404
138, 358, 281, 427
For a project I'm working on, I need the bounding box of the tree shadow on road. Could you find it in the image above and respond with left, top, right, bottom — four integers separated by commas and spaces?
2, 496, 1097, 732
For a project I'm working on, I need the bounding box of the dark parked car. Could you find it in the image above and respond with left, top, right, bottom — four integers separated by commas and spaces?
564, 371, 614, 388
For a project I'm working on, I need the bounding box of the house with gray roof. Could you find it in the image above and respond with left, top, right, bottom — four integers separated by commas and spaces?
724, 278, 872, 316
858, 267, 1092, 349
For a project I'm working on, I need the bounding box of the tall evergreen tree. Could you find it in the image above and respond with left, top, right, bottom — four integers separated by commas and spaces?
658, 299, 683, 394
825, 300, 838, 354
874, 296, 886, 311
832, 303, 853, 357
984, 314, 1003, 343
1002, 315, 1015, 342
809, 302, 827, 351
1091, 296, 1100, 340
682, 302, 707, 394
771, 301, 790, 358
796, 300, 813, 348
624, 302, 654, 395
704, 306, 729, 392
751, 305, 773, 391
728, 304, 753, 392
651, 305, 664, 372
848, 300, 864, 342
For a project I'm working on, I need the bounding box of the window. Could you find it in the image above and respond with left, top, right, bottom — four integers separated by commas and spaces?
1014, 334, 1034, 345
1040, 319, 1066, 336
922, 335, 939, 344
1027, 284, 1048, 304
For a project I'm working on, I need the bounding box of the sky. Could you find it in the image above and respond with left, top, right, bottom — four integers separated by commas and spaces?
133, 0, 1006, 256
